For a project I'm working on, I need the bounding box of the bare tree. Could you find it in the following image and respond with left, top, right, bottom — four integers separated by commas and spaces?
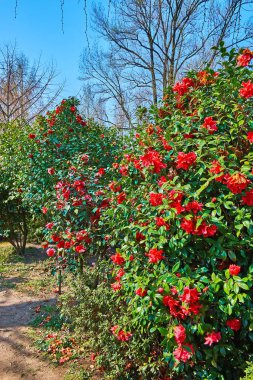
80, 47, 135, 128
0, 44, 63, 124
80, 0, 253, 128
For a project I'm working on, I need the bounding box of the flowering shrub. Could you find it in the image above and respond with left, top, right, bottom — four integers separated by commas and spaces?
101, 47, 253, 378
21, 98, 121, 267
0, 121, 33, 254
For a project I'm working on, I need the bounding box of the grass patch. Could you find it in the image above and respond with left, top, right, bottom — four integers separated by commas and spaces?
0, 242, 24, 265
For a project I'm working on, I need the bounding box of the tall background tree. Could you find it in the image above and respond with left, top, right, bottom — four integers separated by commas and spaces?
80, 0, 253, 128
0, 44, 63, 125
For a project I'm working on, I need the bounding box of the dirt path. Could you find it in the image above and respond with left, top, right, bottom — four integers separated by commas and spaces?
0, 246, 66, 380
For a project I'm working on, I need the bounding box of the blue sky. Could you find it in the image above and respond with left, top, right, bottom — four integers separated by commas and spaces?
0, 0, 96, 98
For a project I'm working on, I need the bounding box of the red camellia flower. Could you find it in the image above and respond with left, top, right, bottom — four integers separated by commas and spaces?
225, 173, 250, 194
239, 80, 253, 98
158, 176, 167, 187
41, 241, 49, 249
237, 49, 253, 66
80, 154, 89, 163
155, 217, 170, 230
247, 132, 253, 143
111, 282, 121, 291
242, 189, 253, 206
115, 268, 125, 281
229, 264, 241, 276
173, 344, 194, 362
46, 248, 55, 257
75, 245, 86, 254
97, 168, 105, 176
140, 148, 166, 173
109, 181, 122, 193
146, 248, 165, 263
209, 160, 223, 175
200, 223, 218, 237
174, 324, 186, 344
163, 295, 185, 319
111, 326, 132, 341
204, 331, 221, 346
136, 231, 145, 241
181, 218, 195, 234
111, 252, 125, 266
47, 167, 55, 175
181, 217, 217, 237
45, 222, 54, 230
201, 117, 218, 134
135, 288, 147, 297
176, 152, 197, 170
70, 105, 76, 112
185, 201, 203, 214
28, 133, 36, 139
180, 287, 200, 304
149, 192, 164, 206
42, 207, 48, 214
226, 319, 241, 331
119, 165, 129, 176
117, 192, 126, 204
172, 77, 194, 96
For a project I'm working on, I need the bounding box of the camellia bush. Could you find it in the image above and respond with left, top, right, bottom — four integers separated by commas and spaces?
0, 121, 32, 254
98, 46, 253, 379
21, 97, 121, 270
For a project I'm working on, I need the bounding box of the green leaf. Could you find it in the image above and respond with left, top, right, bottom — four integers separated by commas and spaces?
238, 282, 249, 290
224, 282, 230, 295
172, 261, 180, 273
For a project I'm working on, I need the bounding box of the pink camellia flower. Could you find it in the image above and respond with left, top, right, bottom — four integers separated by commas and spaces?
42, 207, 48, 214
46, 248, 56, 257
229, 264, 241, 276
47, 167, 55, 175
226, 319, 241, 331
174, 324, 186, 344
204, 331, 221, 346
173, 343, 194, 362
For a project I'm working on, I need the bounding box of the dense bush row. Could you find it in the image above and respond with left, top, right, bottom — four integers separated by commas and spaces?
101, 47, 253, 379
1, 47, 253, 379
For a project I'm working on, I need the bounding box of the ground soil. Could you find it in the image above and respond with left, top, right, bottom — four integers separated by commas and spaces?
0, 244, 67, 380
